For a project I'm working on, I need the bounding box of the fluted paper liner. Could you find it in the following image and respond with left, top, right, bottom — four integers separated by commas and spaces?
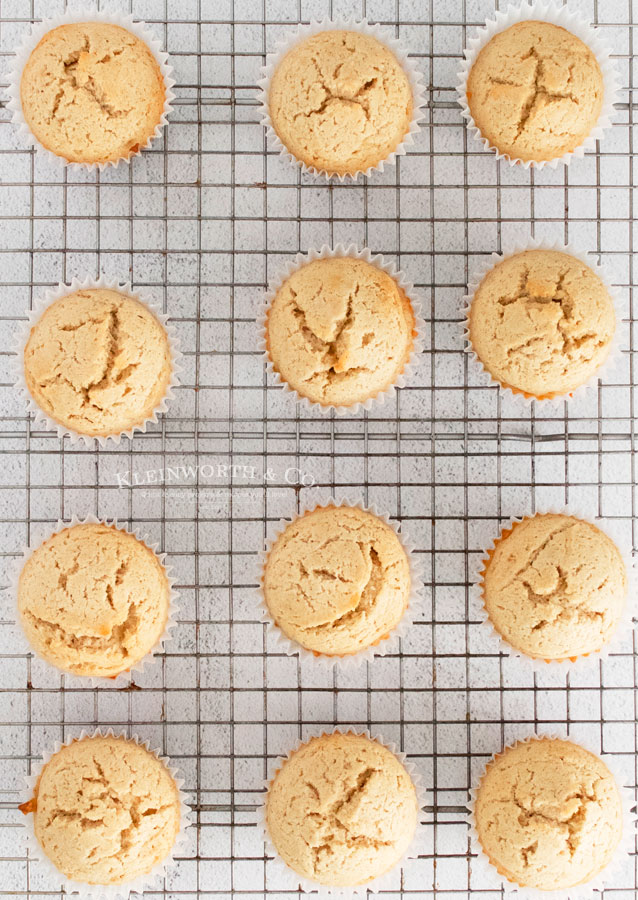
257, 727, 427, 896
463, 237, 625, 409
457, 0, 619, 169
259, 245, 425, 416
257, 498, 423, 669
258, 17, 426, 181
20, 729, 192, 900
10, 515, 179, 688
12, 274, 181, 446
8, 10, 175, 171
467, 732, 636, 900
473, 504, 635, 672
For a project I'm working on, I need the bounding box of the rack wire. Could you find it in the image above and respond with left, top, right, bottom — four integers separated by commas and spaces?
0, 0, 637, 896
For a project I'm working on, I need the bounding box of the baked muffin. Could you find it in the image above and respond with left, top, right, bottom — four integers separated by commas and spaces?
22, 735, 182, 886
24, 287, 173, 438
466, 21, 604, 163
266, 732, 418, 887
474, 738, 623, 891
20, 22, 166, 165
18, 523, 171, 678
268, 29, 413, 176
262, 505, 411, 657
482, 513, 626, 661
266, 256, 415, 408
468, 249, 615, 399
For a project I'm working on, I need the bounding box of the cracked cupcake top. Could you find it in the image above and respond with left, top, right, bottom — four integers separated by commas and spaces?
266, 257, 415, 408
262, 505, 411, 657
468, 249, 615, 398
266, 732, 418, 886
29, 735, 181, 885
482, 513, 626, 661
20, 22, 166, 164
268, 30, 413, 175
475, 738, 623, 891
18, 523, 171, 678
466, 20, 604, 163
24, 287, 173, 438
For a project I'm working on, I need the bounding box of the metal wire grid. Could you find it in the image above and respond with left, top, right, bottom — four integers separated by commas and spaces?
0, 0, 636, 897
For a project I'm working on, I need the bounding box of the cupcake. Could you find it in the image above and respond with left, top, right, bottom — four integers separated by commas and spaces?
262, 505, 412, 658
18, 523, 172, 679
23, 286, 174, 439
266, 255, 416, 409
481, 513, 627, 662
265, 732, 418, 887
19, 21, 166, 165
267, 29, 413, 176
468, 249, 616, 399
473, 737, 623, 892
465, 20, 604, 164
21, 734, 183, 887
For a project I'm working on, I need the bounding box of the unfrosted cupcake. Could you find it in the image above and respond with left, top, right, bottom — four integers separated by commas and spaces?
266, 256, 416, 409
20, 22, 166, 165
267, 29, 413, 176
468, 249, 615, 399
18, 523, 171, 678
262, 505, 412, 658
466, 20, 604, 163
481, 513, 627, 661
23, 287, 173, 439
474, 737, 623, 892
21, 734, 183, 887
265, 732, 418, 887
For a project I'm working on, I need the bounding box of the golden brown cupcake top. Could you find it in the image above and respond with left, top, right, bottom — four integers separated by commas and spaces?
467, 20, 604, 163
483, 513, 626, 661
24, 287, 173, 438
30, 735, 181, 885
266, 256, 415, 407
468, 250, 615, 398
20, 22, 166, 164
266, 732, 418, 886
475, 738, 623, 891
263, 505, 411, 657
18, 523, 171, 678
268, 30, 413, 175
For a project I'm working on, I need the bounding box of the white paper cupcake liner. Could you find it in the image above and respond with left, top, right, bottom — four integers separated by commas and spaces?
257, 497, 423, 670
472, 504, 636, 673
10, 515, 180, 688
257, 727, 427, 897
467, 732, 637, 900
7, 10, 175, 171
12, 274, 182, 446
259, 244, 425, 416
457, 0, 620, 169
20, 728, 192, 900
257, 18, 426, 181
463, 237, 625, 410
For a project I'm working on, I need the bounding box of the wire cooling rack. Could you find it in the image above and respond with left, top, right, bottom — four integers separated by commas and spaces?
0, 0, 637, 897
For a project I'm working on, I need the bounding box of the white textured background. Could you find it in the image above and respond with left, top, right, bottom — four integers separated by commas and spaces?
0, 0, 637, 897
